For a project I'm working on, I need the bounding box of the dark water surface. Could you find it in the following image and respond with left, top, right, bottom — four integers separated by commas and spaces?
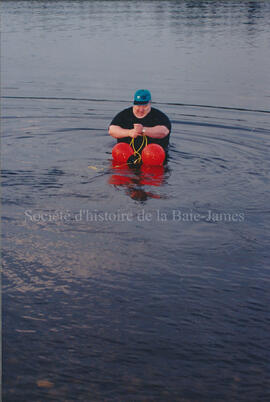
2, 1, 270, 401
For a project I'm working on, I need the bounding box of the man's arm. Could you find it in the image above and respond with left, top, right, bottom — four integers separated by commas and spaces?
109, 125, 142, 139
143, 125, 169, 139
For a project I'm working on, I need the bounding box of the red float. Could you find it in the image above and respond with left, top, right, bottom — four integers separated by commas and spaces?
112, 143, 134, 164
141, 144, 165, 166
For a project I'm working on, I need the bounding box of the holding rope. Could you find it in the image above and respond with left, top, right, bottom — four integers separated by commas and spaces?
128, 135, 148, 167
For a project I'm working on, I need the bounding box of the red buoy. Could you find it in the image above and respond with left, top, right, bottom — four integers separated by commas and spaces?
112, 143, 134, 164
141, 144, 165, 166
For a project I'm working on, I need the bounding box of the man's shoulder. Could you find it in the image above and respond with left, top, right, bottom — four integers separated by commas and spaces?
118, 107, 133, 116
110, 106, 134, 127
148, 106, 171, 131
110, 107, 132, 123
150, 107, 167, 116
150, 107, 170, 122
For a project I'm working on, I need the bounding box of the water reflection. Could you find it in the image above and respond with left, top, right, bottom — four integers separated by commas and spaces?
3, 0, 269, 109
109, 162, 166, 201
3, 0, 267, 35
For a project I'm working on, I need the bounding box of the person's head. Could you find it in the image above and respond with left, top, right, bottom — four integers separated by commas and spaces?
133, 89, 151, 118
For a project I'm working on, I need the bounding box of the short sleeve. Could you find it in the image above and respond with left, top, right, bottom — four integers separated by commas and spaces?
110, 111, 124, 127
158, 111, 171, 132
109, 108, 133, 129
149, 108, 171, 133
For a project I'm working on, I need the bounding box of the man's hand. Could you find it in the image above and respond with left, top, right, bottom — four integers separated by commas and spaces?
129, 123, 143, 138
134, 124, 143, 133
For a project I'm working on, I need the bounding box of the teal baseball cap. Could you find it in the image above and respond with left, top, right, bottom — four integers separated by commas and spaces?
134, 89, 151, 105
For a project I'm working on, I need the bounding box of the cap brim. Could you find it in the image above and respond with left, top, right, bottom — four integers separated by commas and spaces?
134, 100, 150, 105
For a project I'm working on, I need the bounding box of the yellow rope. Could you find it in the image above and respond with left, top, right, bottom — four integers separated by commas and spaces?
129, 135, 148, 165
111, 135, 148, 169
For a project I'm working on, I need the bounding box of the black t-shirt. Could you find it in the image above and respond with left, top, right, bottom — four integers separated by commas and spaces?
110, 106, 171, 149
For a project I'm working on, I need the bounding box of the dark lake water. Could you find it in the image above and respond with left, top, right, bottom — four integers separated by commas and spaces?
2, 1, 270, 401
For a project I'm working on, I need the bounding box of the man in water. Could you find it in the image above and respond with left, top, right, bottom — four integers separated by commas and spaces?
109, 89, 171, 150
